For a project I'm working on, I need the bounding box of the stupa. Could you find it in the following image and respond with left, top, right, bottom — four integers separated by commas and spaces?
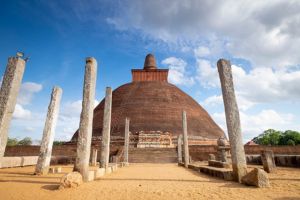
72, 54, 225, 147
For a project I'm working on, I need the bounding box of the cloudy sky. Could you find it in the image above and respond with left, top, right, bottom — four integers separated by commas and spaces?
1, 0, 299, 143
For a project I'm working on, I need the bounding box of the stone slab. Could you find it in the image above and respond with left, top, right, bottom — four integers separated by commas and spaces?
49, 167, 55, 174
0, 156, 38, 168
199, 165, 233, 181
105, 167, 112, 174
87, 170, 95, 182
95, 168, 105, 178
208, 160, 231, 168
22, 156, 38, 167
55, 167, 62, 173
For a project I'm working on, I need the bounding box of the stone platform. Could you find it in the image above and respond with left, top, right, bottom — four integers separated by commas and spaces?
199, 165, 233, 181
178, 162, 233, 181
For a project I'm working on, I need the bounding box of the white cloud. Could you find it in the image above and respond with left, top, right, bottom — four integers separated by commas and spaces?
197, 60, 300, 108
107, 0, 300, 68
56, 99, 100, 140
162, 57, 195, 86
212, 109, 295, 142
18, 82, 43, 105
194, 46, 210, 57
232, 65, 300, 103
202, 95, 222, 107
13, 104, 31, 120
196, 59, 219, 88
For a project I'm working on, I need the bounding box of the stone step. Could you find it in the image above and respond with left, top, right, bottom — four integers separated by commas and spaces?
128, 148, 178, 163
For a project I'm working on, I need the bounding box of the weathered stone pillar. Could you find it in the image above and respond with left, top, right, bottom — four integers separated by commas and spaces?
124, 117, 130, 163
217, 59, 247, 182
261, 150, 276, 173
35, 87, 62, 175
74, 57, 97, 181
182, 111, 189, 168
100, 87, 112, 169
177, 134, 183, 163
91, 148, 98, 166
0, 56, 26, 158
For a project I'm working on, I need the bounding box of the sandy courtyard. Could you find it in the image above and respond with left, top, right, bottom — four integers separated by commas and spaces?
0, 163, 299, 200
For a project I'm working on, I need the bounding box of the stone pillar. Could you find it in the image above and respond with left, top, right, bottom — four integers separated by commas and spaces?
35, 87, 62, 175
182, 111, 189, 168
261, 150, 276, 173
124, 117, 130, 163
0, 56, 26, 158
217, 59, 247, 182
177, 134, 183, 163
100, 87, 112, 169
74, 57, 97, 181
91, 148, 98, 166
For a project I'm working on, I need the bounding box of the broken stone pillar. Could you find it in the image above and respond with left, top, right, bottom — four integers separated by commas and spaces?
0, 56, 26, 158
100, 87, 112, 169
124, 117, 130, 163
182, 111, 189, 168
261, 150, 276, 173
217, 59, 247, 182
91, 148, 98, 166
217, 137, 229, 163
177, 134, 183, 163
74, 57, 97, 181
35, 87, 62, 175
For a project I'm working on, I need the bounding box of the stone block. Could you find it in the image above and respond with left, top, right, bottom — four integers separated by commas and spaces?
49, 167, 55, 174
105, 167, 112, 174
261, 150, 276, 173
95, 168, 105, 178
208, 154, 216, 161
241, 168, 270, 188
87, 170, 95, 182
112, 164, 118, 172
59, 172, 83, 189
208, 160, 230, 168
22, 156, 38, 166
199, 166, 233, 181
55, 167, 62, 173
0, 157, 22, 168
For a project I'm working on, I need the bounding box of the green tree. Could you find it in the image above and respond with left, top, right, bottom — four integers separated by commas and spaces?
7, 138, 18, 146
252, 129, 282, 145
286, 139, 295, 146
252, 129, 300, 146
279, 130, 300, 145
18, 137, 32, 146
53, 141, 65, 146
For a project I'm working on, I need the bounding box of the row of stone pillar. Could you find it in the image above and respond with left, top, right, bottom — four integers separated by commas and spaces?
0, 55, 117, 181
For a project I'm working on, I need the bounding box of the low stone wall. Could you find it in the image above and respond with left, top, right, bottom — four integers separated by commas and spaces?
3, 144, 300, 167
246, 155, 300, 167
0, 156, 38, 168
244, 145, 300, 155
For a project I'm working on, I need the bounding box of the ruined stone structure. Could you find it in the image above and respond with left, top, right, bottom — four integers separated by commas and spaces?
72, 54, 225, 148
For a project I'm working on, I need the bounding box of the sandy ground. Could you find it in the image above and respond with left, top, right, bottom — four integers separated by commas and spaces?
0, 163, 299, 200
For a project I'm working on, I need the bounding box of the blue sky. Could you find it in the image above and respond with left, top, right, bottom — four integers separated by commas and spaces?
1, 0, 300, 143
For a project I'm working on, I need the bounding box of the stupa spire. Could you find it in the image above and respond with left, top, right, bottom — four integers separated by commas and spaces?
143, 54, 157, 70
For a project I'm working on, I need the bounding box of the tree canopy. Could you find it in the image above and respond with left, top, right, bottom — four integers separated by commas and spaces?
252, 129, 300, 146
6, 137, 33, 146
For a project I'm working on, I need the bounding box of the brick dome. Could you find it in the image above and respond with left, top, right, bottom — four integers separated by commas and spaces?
71, 54, 225, 141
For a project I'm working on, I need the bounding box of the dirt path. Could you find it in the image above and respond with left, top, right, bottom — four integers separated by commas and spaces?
0, 164, 299, 200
